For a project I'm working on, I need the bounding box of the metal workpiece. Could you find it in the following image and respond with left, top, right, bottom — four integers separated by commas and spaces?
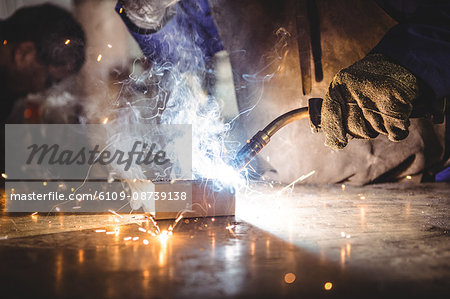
154, 179, 235, 220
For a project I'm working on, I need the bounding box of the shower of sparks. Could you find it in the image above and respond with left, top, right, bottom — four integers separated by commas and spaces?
97, 54, 102, 62
64, 39, 70, 45
1, 173, 7, 179
324, 282, 333, 290
158, 230, 169, 242
277, 170, 316, 195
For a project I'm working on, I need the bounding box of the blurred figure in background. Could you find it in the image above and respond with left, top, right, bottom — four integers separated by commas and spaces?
0, 3, 86, 124
0, 3, 86, 175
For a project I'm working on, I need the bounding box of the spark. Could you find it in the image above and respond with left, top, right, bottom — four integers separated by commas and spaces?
97, 54, 102, 62
123, 236, 132, 241
1, 173, 7, 179
324, 282, 333, 290
138, 227, 147, 233
277, 170, 316, 194
103, 117, 108, 124
31, 212, 38, 216
132, 236, 139, 241
43, 182, 47, 186
284, 273, 296, 284
175, 214, 183, 224
143, 239, 149, 245
95, 229, 106, 233
406, 175, 412, 180
211, 218, 215, 222
64, 39, 70, 45
360, 195, 366, 200
3, 40, 7, 45
119, 7, 123, 14
108, 209, 123, 218
55, 207, 60, 212
145, 213, 161, 235
226, 224, 235, 230
72, 206, 81, 210
340, 232, 346, 237
106, 231, 115, 235
107, 44, 112, 48
172, 214, 184, 230
341, 184, 346, 191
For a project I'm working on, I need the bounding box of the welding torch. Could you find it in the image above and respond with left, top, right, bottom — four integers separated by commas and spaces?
231, 98, 323, 171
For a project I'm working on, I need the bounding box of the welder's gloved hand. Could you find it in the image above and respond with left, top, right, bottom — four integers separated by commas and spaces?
120, 0, 179, 30
318, 53, 419, 149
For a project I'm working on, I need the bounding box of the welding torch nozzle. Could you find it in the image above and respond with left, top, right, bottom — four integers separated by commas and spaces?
231, 98, 323, 171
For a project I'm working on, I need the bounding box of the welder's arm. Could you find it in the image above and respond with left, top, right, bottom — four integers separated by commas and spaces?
118, 0, 179, 31
318, 53, 419, 149
373, 0, 450, 109
116, 0, 223, 65
321, 1, 450, 150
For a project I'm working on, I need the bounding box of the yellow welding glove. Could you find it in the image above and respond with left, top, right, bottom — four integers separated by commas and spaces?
320, 53, 419, 149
